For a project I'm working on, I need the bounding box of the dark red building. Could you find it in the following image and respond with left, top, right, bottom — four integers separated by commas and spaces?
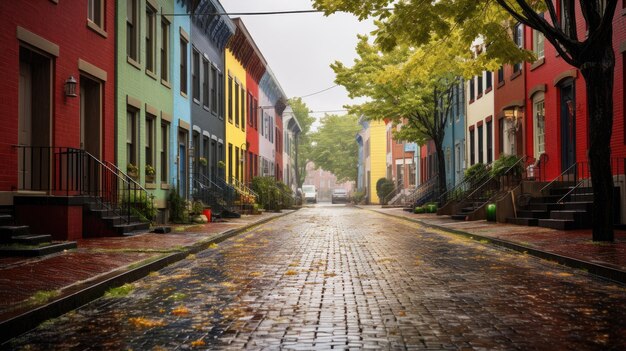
0, 1, 115, 240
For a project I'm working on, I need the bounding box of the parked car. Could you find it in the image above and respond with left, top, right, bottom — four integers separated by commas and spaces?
331, 188, 349, 204
302, 185, 317, 203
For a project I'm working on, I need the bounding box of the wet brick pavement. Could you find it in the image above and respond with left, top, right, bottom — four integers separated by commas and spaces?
4, 205, 626, 350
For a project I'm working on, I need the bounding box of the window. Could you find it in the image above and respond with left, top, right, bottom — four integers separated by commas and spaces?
218, 72, 224, 119
533, 94, 546, 155
228, 76, 233, 122
145, 4, 156, 73
469, 77, 475, 101
497, 66, 504, 84
478, 125, 484, 164
486, 71, 492, 90
254, 98, 258, 129
161, 122, 169, 183
514, 23, 523, 73
210, 66, 217, 113
126, 0, 138, 61
192, 49, 200, 102
203, 136, 209, 175
88, 0, 104, 28
455, 143, 461, 174
126, 109, 138, 168
533, 29, 545, 59
486, 120, 493, 163
161, 18, 170, 82
193, 132, 200, 173
499, 118, 505, 154
477, 73, 483, 96
248, 92, 254, 126
202, 59, 209, 108
560, 0, 573, 34
241, 86, 246, 130
235, 146, 240, 182
145, 114, 155, 173
228, 143, 233, 181
180, 37, 188, 95
234, 81, 240, 126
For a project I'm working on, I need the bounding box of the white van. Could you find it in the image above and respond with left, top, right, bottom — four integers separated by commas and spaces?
302, 185, 317, 203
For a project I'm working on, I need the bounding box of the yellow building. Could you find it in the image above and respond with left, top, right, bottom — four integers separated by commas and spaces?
224, 48, 247, 185
368, 120, 387, 204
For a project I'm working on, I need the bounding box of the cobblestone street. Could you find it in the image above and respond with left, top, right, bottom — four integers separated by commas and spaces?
5, 206, 626, 350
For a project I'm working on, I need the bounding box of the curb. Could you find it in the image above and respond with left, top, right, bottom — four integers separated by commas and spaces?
0, 210, 295, 344
361, 207, 626, 285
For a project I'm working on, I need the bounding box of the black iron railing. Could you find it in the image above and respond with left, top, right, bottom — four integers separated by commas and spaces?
14, 146, 155, 224
404, 175, 439, 207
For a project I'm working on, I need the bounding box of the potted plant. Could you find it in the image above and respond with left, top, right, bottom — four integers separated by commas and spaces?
145, 164, 156, 183
198, 157, 208, 167
127, 163, 138, 179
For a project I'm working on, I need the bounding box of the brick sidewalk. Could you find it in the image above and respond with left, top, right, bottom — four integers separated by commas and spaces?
363, 206, 626, 275
0, 211, 292, 325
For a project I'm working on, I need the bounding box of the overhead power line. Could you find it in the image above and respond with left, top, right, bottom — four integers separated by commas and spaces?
297, 85, 339, 98
161, 8, 394, 17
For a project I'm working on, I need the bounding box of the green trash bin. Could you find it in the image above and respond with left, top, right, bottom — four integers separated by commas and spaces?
486, 203, 496, 222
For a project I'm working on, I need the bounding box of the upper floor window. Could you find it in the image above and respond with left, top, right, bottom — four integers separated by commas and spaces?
145, 4, 156, 74
202, 59, 209, 109
126, 0, 139, 62
88, 0, 104, 28
218, 72, 224, 119
560, 0, 573, 35
228, 76, 233, 122
497, 66, 504, 84
477, 73, 483, 96
234, 81, 240, 126
486, 71, 492, 90
180, 37, 188, 95
513, 23, 523, 73
533, 29, 545, 59
210, 66, 217, 114
240, 86, 246, 130
469, 77, 475, 101
161, 18, 170, 82
192, 49, 200, 102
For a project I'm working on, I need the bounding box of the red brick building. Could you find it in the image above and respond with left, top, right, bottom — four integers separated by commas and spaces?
523, 2, 626, 180
0, 1, 116, 239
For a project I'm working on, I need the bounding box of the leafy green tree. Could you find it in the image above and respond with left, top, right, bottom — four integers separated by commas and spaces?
288, 97, 315, 188
314, 0, 619, 241
332, 34, 467, 196
309, 114, 361, 182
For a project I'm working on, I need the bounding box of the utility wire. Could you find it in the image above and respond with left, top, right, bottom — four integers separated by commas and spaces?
161, 8, 394, 17
297, 85, 339, 98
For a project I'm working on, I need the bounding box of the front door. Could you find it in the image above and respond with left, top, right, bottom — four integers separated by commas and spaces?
178, 131, 187, 198
18, 62, 32, 190
560, 80, 576, 172
80, 76, 101, 158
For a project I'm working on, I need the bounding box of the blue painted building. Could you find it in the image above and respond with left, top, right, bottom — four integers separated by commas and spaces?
441, 79, 466, 188
189, 0, 235, 185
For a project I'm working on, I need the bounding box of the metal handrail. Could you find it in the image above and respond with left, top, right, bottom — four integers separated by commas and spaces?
383, 183, 403, 204
104, 160, 155, 223
230, 176, 259, 200
405, 175, 439, 206
539, 162, 578, 194
462, 156, 528, 206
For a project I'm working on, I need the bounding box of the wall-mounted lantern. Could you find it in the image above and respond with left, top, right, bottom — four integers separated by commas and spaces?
64, 76, 77, 98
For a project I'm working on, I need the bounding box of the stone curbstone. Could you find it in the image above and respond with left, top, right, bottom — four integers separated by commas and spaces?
0, 210, 296, 344
361, 206, 626, 285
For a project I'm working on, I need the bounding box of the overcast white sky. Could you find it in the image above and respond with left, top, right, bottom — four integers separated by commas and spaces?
220, 0, 375, 119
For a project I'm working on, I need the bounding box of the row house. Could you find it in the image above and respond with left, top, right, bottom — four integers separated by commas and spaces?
385, 121, 417, 191
0, 1, 300, 243
356, 118, 387, 204
0, 0, 116, 240
282, 106, 302, 193
189, 0, 234, 193
442, 79, 466, 188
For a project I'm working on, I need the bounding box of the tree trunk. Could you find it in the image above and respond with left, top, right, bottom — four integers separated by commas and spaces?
580, 45, 615, 242
434, 138, 447, 198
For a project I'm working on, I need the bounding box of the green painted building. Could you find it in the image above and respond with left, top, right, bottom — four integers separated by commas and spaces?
116, 0, 176, 216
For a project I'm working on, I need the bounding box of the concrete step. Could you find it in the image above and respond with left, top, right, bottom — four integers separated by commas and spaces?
528, 202, 592, 212
506, 217, 539, 226
0, 241, 77, 257
11, 234, 52, 246
0, 226, 30, 243
537, 219, 579, 230
517, 210, 550, 219
570, 193, 594, 202
529, 195, 562, 204
114, 222, 150, 235
451, 214, 467, 221
550, 210, 588, 220
0, 214, 13, 226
